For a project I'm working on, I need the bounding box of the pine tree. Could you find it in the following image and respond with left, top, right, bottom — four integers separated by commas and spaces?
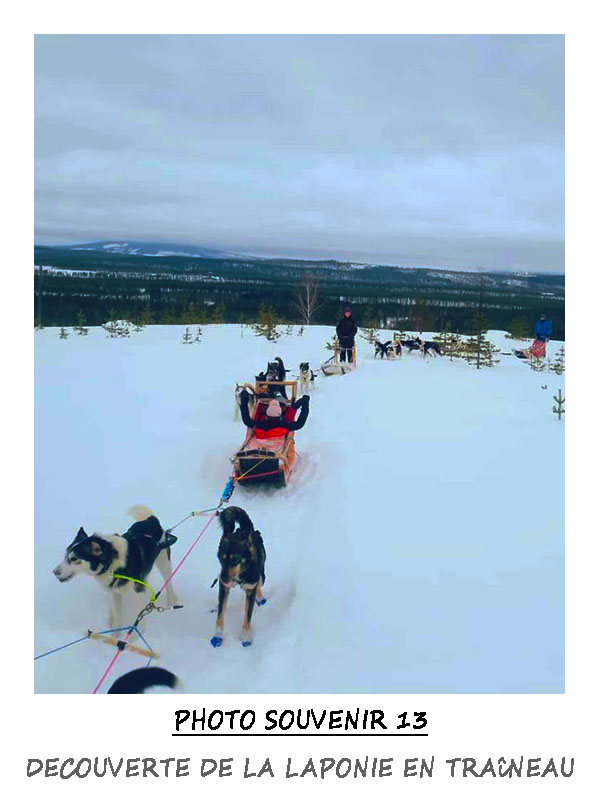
181, 327, 194, 344
463, 311, 498, 369
507, 316, 530, 341
285, 324, 293, 335
211, 303, 226, 324
552, 388, 565, 420
59, 326, 69, 339
160, 306, 176, 325
253, 304, 281, 342
549, 345, 565, 375
102, 308, 120, 338
194, 326, 203, 343
138, 303, 153, 327
359, 306, 379, 344
73, 310, 89, 335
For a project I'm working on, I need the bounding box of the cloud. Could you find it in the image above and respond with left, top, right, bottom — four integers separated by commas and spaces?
34, 34, 564, 271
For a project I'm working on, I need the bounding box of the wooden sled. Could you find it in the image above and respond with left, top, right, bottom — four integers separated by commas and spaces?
232, 380, 299, 488
321, 341, 356, 375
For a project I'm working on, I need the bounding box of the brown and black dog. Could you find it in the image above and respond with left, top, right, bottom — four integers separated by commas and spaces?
210, 506, 266, 648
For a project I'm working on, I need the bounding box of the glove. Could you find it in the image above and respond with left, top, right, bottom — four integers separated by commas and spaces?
240, 389, 249, 403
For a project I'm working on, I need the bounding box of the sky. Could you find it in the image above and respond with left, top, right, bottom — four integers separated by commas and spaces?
34, 34, 564, 271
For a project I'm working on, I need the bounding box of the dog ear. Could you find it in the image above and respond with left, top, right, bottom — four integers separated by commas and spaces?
72, 526, 88, 545
90, 540, 103, 557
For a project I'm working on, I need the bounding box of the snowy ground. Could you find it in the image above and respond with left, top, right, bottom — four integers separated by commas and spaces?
34, 324, 564, 693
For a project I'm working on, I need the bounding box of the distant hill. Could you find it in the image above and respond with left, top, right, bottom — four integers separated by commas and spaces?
54, 239, 238, 259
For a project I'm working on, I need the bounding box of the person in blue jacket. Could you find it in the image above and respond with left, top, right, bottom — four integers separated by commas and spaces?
534, 314, 552, 342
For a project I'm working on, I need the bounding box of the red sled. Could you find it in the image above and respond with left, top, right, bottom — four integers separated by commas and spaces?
531, 340, 546, 358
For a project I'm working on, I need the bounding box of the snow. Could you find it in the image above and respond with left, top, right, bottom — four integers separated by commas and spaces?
34, 325, 564, 693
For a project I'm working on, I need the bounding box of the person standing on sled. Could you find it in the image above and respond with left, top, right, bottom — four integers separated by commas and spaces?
534, 313, 552, 343
239, 391, 310, 437
336, 307, 357, 364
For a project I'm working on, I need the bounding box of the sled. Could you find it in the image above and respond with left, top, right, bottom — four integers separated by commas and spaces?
232, 381, 299, 488
320, 341, 356, 375
531, 339, 547, 358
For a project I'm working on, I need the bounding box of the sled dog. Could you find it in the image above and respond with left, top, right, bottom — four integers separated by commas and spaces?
211, 506, 266, 648
256, 357, 288, 398
53, 505, 178, 629
299, 362, 316, 393
108, 667, 180, 694
374, 340, 393, 359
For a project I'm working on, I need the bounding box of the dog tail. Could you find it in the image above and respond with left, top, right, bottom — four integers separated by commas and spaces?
218, 506, 254, 535
107, 667, 180, 694
127, 504, 154, 522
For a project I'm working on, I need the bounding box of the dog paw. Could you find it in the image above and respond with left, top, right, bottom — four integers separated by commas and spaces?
256, 597, 267, 607
210, 636, 224, 648
241, 640, 252, 647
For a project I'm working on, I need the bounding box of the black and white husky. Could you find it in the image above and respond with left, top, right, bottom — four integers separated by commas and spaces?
298, 362, 316, 394
53, 505, 178, 629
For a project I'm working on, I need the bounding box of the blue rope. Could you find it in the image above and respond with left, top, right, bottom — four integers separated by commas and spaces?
34, 635, 90, 661
34, 626, 138, 661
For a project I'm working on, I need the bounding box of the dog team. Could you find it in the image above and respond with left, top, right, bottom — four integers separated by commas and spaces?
53, 354, 313, 669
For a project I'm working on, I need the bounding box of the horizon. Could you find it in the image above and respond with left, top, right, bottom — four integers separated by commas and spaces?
34, 237, 565, 275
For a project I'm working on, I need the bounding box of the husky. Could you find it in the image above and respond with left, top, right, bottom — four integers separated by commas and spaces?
107, 667, 180, 694
256, 356, 288, 398
420, 339, 444, 357
211, 506, 266, 648
374, 340, 393, 359
298, 362, 316, 393
53, 505, 178, 630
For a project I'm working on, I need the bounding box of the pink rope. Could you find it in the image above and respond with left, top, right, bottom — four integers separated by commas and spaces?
91, 629, 135, 694
91, 511, 219, 695
157, 511, 218, 596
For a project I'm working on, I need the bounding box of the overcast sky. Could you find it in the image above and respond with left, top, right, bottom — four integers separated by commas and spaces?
34, 34, 564, 271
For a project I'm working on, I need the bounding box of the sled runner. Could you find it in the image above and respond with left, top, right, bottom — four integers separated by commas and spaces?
321, 340, 356, 375
232, 380, 299, 488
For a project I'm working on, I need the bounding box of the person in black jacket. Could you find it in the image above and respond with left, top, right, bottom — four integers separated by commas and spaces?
336, 307, 358, 363
239, 390, 310, 435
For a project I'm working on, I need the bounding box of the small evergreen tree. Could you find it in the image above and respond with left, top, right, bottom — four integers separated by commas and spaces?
181, 327, 194, 344
253, 304, 281, 342
507, 316, 530, 340
59, 326, 69, 339
194, 326, 203, 343
359, 306, 379, 344
102, 309, 119, 338
552, 388, 564, 420
549, 345, 565, 375
463, 311, 498, 369
138, 303, 153, 327
73, 310, 89, 335
211, 303, 226, 324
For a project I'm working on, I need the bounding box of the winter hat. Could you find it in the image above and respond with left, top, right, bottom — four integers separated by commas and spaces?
266, 400, 282, 418
344, 307, 351, 314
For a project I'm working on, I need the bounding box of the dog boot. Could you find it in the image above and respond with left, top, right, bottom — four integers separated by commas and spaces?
256, 597, 267, 607
241, 640, 252, 647
210, 636, 224, 648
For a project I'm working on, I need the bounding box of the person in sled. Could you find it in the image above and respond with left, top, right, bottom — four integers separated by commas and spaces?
239, 390, 310, 438
534, 314, 552, 342
336, 307, 358, 363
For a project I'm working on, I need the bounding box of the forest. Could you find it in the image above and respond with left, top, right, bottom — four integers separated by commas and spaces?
34, 245, 565, 338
